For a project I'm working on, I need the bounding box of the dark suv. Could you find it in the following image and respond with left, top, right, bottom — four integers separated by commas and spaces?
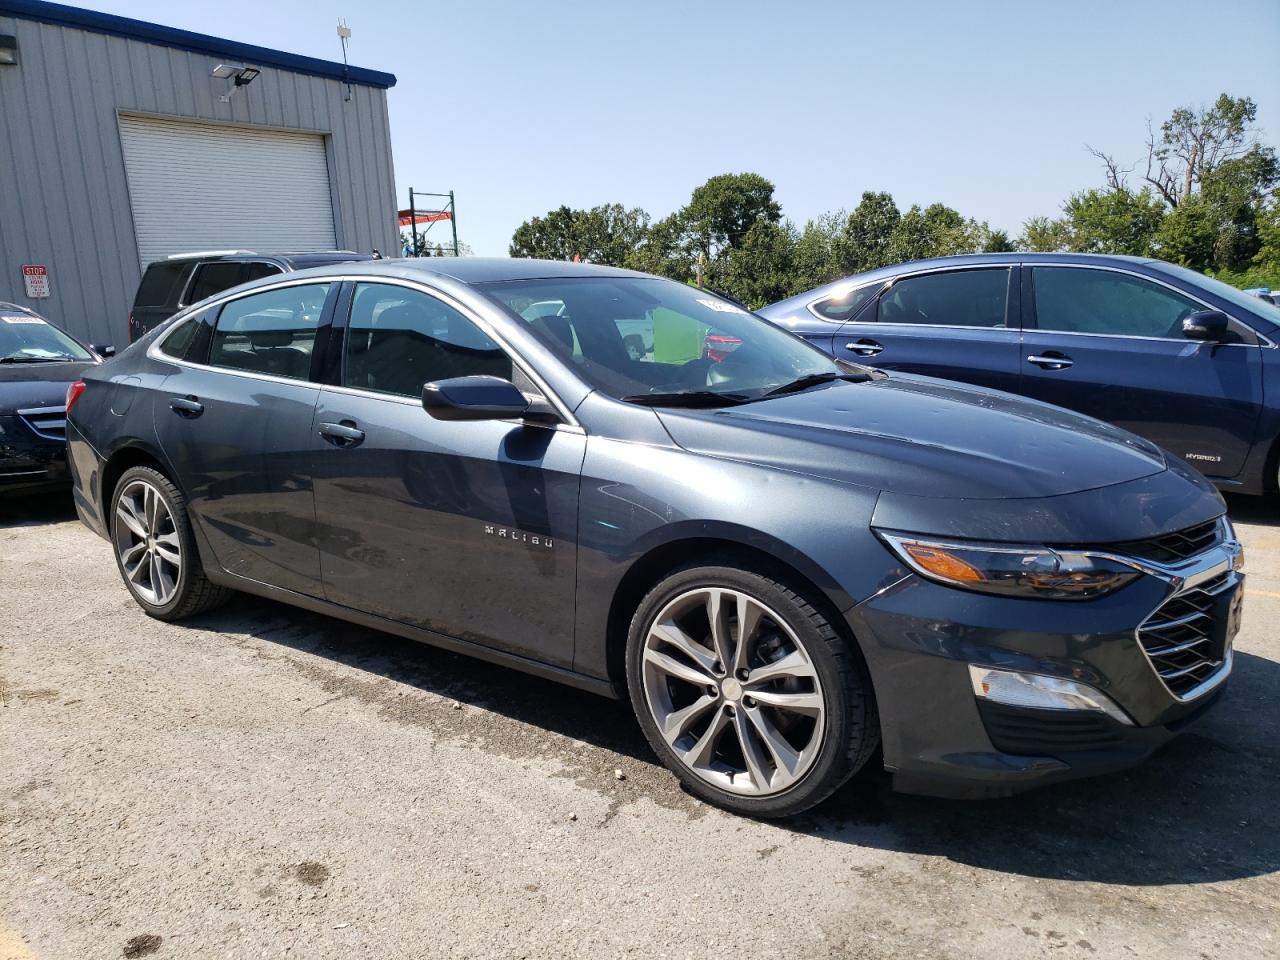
128, 250, 376, 342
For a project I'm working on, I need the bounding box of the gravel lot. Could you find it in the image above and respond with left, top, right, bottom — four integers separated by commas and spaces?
1, 494, 1277, 960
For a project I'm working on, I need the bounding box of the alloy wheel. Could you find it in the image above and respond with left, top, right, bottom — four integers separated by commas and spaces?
113, 479, 182, 607
640, 587, 827, 796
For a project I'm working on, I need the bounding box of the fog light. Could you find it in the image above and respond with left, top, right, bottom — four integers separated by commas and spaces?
968, 665, 1132, 725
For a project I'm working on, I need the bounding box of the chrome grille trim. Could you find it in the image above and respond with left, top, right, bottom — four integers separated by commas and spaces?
1136, 560, 1240, 702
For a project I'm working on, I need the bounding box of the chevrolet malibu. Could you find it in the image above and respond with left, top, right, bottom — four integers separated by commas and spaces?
65, 259, 1242, 817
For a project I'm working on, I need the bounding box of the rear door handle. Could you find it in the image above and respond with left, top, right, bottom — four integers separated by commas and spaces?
319, 420, 365, 446
169, 396, 204, 418
845, 338, 884, 357
1027, 353, 1074, 370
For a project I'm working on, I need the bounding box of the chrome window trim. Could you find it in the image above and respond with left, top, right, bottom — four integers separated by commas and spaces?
147, 274, 583, 431
1025, 261, 1274, 348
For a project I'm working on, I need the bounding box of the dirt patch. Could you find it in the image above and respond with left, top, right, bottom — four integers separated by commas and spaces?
294, 861, 330, 887
122, 933, 162, 957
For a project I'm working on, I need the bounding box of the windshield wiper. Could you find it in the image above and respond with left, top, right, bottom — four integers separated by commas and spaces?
760, 372, 860, 398
0, 355, 76, 364
622, 390, 752, 408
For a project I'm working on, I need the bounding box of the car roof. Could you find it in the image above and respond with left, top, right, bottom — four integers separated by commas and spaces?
761, 252, 1161, 314
276, 257, 650, 285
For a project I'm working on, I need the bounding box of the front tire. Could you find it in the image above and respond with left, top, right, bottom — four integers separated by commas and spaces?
109, 466, 229, 621
625, 560, 879, 818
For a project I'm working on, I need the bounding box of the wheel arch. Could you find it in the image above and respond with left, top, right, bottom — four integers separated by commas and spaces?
603, 532, 858, 692
99, 442, 174, 521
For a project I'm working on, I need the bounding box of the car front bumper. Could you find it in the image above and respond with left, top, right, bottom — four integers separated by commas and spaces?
0, 414, 70, 496
850, 535, 1242, 798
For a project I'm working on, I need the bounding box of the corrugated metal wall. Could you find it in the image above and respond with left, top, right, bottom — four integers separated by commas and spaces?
0, 12, 398, 346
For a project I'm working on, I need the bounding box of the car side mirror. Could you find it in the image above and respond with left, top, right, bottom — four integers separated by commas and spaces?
422, 375, 532, 421
92, 343, 116, 358
1182, 310, 1229, 342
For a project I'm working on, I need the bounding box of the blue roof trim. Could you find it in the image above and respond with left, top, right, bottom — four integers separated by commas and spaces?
0, 0, 397, 89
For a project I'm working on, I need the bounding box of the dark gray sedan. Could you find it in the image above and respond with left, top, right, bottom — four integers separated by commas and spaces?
65, 259, 1239, 817
0, 302, 106, 496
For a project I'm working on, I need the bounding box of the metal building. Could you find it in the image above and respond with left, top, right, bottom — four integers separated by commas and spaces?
0, 0, 399, 346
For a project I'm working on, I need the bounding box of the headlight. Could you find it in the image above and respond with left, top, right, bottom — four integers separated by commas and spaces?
879, 532, 1140, 600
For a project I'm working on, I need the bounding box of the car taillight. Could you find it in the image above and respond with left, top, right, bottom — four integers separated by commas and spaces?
66, 380, 86, 414
703, 334, 742, 363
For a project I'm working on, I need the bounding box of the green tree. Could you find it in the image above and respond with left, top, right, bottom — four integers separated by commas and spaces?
836, 191, 900, 272
1144, 94, 1268, 207
509, 203, 650, 265
1018, 216, 1069, 252
721, 220, 800, 308
1059, 187, 1166, 256
679, 172, 783, 264
1154, 197, 1217, 270
792, 212, 845, 290
981, 228, 1015, 253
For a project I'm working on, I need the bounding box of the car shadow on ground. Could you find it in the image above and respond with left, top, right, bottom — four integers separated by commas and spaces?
187, 594, 1279, 889
0, 492, 77, 528
1224, 492, 1280, 527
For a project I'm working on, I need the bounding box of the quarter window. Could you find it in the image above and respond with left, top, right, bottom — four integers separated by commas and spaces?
875, 269, 1009, 327
208, 284, 330, 380
157, 307, 215, 362
344, 284, 512, 398
812, 284, 877, 322
1032, 267, 1201, 338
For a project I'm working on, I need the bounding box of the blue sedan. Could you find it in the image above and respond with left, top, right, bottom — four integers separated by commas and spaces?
759, 253, 1280, 495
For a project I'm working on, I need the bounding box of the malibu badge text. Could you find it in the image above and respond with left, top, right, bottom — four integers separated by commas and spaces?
484, 524, 554, 550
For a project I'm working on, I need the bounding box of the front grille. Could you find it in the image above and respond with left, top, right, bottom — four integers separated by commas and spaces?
1138, 573, 1236, 698
17, 406, 67, 441
977, 701, 1125, 755
1110, 519, 1224, 565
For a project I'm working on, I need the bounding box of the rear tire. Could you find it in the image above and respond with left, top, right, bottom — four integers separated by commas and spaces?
109, 465, 230, 621
625, 559, 879, 818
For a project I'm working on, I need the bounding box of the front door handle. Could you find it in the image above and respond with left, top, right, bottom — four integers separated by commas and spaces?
1027, 353, 1074, 370
845, 338, 884, 357
169, 396, 204, 418
319, 420, 365, 446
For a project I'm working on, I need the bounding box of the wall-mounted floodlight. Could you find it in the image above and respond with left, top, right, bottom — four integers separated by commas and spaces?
0, 35, 18, 65
212, 63, 261, 102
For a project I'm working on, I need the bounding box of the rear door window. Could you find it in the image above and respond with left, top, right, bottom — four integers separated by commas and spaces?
133, 261, 188, 308
187, 262, 250, 304
209, 284, 331, 381
876, 269, 1010, 327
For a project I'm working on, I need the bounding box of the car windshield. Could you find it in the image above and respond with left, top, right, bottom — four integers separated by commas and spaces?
477, 277, 843, 404
0, 312, 93, 362
1150, 263, 1280, 322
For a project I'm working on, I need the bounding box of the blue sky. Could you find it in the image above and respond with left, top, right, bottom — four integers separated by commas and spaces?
79, 0, 1280, 256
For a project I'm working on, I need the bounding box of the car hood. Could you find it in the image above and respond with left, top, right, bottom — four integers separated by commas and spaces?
656, 374, 1168, 501
0, 361, 96, 412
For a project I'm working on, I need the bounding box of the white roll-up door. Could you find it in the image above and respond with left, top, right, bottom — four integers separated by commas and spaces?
119, 115, 338, 267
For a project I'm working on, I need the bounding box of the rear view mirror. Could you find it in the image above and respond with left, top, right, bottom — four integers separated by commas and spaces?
92, 343, 116, 358
1182, 310, 1229, 342
422, 375, 531, 421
